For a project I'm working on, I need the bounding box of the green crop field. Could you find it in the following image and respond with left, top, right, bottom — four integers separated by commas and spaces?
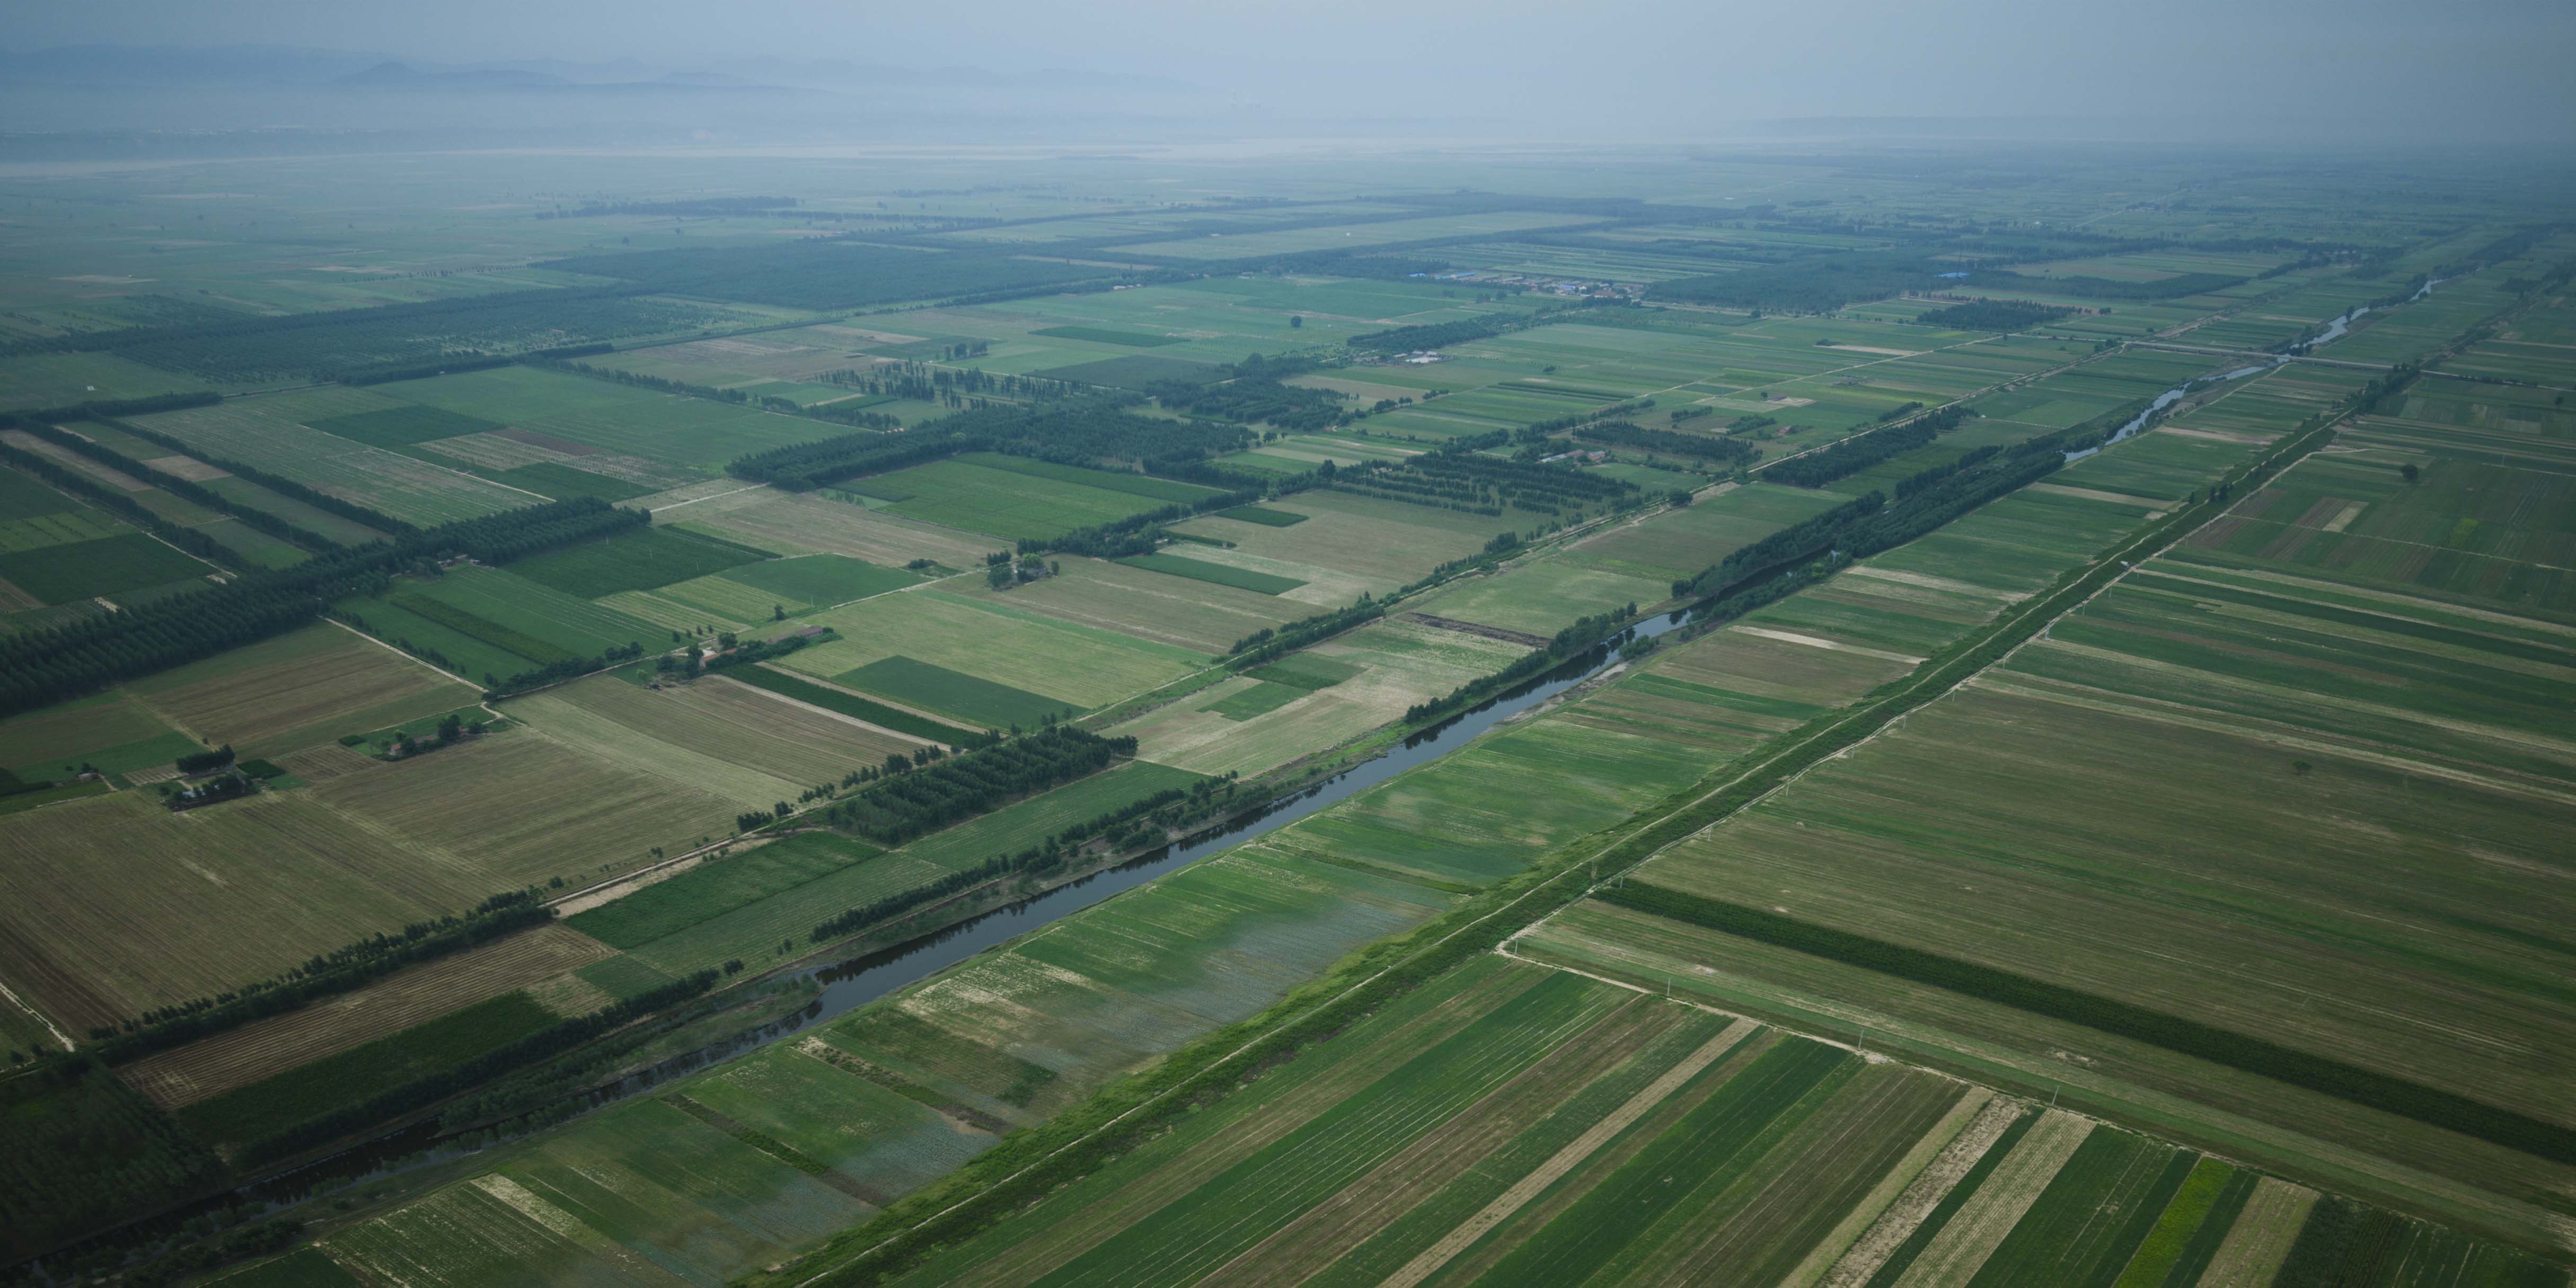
514, 671, 923, 807
307, 405, 508, 449
971, 555, 1301, 655
722, 553, 923, 607
507, 524, 769, 598
305, 726, 743, 893
373, 364, 848, 470
567, 831, 885, 948
1029, 325, 1184, 347
788, 588, 1206, 711
0, 530, 210, 603
718, 665, 981, 740
130, 396, 541, 525
846, 456, 1216, 542
835, 655, 1079, 727
1116, 551, 1308, 595
178, 991, 560, 1145
122, 621, 481, 757
901, 760, 1205, 869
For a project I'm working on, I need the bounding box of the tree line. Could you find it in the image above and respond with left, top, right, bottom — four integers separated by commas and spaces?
1148, 376, 1348, 431
1229, 598, 1384, 666
93, 411, 414, 534
0, 437, 261, 575
1319, 451, 1638, 518
234, 969, 719, 1169
1914, 299, 2075, 331
0, 497, 644, 717
93, 892, 551, 1059
1765, 404, 1974, 488
15, 421, 353, 553
1401, 603, 1638, 725
818, 726, 1134, 846
806, 773, 1237, 947
1571, 419, 1761, 466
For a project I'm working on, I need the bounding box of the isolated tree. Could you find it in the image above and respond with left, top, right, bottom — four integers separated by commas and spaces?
2399, 463, 2420, 483
1289, 314, 1303, 329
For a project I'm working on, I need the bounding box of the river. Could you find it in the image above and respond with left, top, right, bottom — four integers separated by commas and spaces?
2066, 276, 2440, 464
182, 608, 1692, 1226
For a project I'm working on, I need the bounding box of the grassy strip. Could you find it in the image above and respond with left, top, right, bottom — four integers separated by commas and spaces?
1213, 504, 1307, 527
1862, 1109, 2043, 1288
2154, 1169, 2261, 1287
1599, 883, 2576, 1167
2112, 1158, 2238, 1288
721, 666, 982, 741
1117, 551, 1308, 595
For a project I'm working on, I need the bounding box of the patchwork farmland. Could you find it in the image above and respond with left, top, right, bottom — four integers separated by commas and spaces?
0, 140, 2569, 1288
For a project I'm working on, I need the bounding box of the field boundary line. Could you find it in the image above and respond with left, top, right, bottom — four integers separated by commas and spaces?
320, 614, 482, 691
0, 976, 72, 1050
714, 672, 943, 748
643, 481, 766, 512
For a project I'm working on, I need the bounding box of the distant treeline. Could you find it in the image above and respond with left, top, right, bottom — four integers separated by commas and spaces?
536, 239, 1117, 313
725, 401, 1251, 493
1651, 250, 2246, 314
536, 197, 798, 219
0, 496, 643, 717
1149, 377, 1346, 431
1323, 451, 1638, 518
0, 287, 730, 386
1571, 420, 1761, 467
1915, 299, 2074, 331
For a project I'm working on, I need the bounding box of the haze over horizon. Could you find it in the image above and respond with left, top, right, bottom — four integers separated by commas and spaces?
6, 0, 2574, 152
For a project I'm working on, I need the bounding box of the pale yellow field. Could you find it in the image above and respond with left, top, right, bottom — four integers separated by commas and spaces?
125, 622, 480, 756
305, 726, 743, 891
0, 789, 454, 1032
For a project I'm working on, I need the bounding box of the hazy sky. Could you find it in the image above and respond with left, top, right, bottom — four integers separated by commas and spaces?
12, 0, 2575, 140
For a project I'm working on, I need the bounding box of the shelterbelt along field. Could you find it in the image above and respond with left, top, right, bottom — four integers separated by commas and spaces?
0, 143, 2570, 1288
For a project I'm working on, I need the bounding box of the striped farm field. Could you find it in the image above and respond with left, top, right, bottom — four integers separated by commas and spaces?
0, 789, 461, 1035
129, 396, 538, 524
513, 671, 923, 807
305, 725, 744, 893
878, 939, 2562, 1288
783, 588, 1206, 713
